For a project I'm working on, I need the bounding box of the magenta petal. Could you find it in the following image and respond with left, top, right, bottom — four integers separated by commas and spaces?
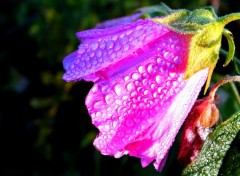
83, 25, 208, 170
62, 16, 209, 171
62, 19, 170, 82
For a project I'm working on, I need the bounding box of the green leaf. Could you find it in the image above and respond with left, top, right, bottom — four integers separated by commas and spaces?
182, 111, 240, 176
219, 133, 240, 176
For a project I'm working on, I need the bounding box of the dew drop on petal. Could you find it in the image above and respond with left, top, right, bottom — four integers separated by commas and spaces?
115, 99, 122, 105
96, 50, 102, 57
126, 29, 133, 35
119, 33, 125, 38
105, 94, 114, 104
126, 82, 135, 91
114, 43, 121, 51
106, 41, 114, 49
138, 65, 144, 74
132, 73, 141, 80
93, 101, 105, 110
155, 75, 161, 84
78, 48, 86, 54
147, 63, 157, 75
79, 61, 86, 68
124, 44, 130, 51
91, 42, 99, 50
114, 84, 122, 96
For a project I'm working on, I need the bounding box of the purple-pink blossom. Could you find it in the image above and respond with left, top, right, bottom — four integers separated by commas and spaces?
62, 18, 208, 171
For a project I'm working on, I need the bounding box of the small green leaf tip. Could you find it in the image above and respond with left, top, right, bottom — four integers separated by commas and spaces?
154, 7, 240, 92
222, 29, 235, 67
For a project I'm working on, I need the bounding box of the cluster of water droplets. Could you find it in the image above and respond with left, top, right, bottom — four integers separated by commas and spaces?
85, 31, 191, 154
62, 19, 169, 82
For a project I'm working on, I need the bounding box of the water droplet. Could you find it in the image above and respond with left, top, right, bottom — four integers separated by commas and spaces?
126, 29, 133, 35
153, 92, 158, 98
113, 121, 118, 128
150, 83, 156, 89
89, 51, 95, 57
157, 87, 162, 93
126, 82, 135, 91
138, 65, 144, 73
105, 94, 114, 104
124, 75, 130, 81
92, 59, 98, 65
70, 64, 75, 69
132, 73, 141, 80
94, 101, 105, 110
79, 61, 85, 68
155, 75, 161, 84
114, 84, 122, 96
96, 50, 102, 57
134, 80, 141, 86
112, 34, 118, 41
119, 33, 125, 38
136, 25, 143, 30
114, 43, 121, 51
106, 41, 114, 49
142, 79, 149, 86
157, 57, 162, 64
145, 33, 154, 41
100, 42, 105, 49
96, 111, 101, 117
78, 48, 86, 54
147, 63, 157, 75
124, 44, 130, 51
115, 99, 122, 105
132, 39, 138, 45
121, 37, 128, 45
163, 51, 170, 59
130, 91, 137, 97
172, 81, 178, 87
137, 87, 144, 93
143, 90, 149, 95
104, 124, 110, 130
91, 42, 99, 50
169, 72, 176, 78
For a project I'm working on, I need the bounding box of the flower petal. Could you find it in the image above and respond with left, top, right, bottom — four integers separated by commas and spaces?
84, 29, 208, 170
62, 19, 170, 82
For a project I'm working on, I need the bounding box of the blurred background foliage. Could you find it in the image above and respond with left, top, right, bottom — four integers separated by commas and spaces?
0, 0, 240, 175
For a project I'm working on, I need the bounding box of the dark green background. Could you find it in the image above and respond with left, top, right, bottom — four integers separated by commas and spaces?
0, 0, 240, 175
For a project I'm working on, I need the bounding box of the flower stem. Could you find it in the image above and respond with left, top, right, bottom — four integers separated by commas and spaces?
209, 76, 240, 100
229, 81, 240, 106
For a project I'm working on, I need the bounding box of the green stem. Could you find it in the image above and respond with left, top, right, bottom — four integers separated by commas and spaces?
218, 13, 240, 25
230, 82, 240, 107
234, 59, 240, 74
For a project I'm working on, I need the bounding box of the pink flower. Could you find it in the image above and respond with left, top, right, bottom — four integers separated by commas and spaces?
62, 18, 208, 171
